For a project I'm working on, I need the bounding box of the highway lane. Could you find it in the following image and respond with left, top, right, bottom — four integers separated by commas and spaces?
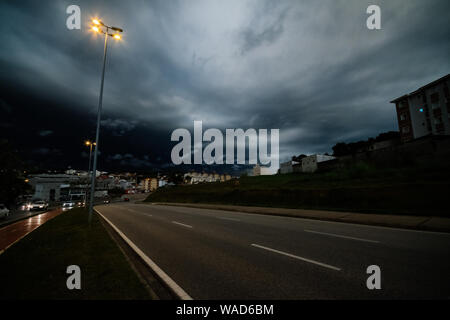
96, 203, 450, 299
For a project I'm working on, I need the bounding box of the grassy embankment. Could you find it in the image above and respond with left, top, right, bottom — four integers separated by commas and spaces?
0, 208, 151, 299
146, 162, 450, 216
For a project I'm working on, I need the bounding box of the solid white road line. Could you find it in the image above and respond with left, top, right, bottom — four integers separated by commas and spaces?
304, 229, 380, 244
95, 209, 193, 300
251, 243, 341, 271
171, 221, 193, 229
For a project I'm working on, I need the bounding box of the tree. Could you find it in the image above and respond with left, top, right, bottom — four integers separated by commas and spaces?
375, 131, 400, 142
332, 131, 400, 157
332, 142, 350, 157
0, 139, 31, 206
167, 172, 183, 184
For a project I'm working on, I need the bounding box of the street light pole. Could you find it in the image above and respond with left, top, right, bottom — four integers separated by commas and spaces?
88, 19, 123, 225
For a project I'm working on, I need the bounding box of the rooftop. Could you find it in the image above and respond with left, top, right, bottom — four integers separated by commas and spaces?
390, 73, 450, 104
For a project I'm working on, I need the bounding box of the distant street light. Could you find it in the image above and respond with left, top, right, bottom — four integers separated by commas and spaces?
85, 140, 96, 206
88, 18, 123, 225
85, 140, 96, 176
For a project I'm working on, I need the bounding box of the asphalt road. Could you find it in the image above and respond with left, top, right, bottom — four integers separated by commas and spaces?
96, 203, 450, 299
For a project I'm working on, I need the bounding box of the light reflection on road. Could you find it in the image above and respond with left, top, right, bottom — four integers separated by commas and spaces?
0, 209, 63, 252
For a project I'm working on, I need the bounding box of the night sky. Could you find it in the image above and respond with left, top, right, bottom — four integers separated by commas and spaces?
1, 0, 449, 173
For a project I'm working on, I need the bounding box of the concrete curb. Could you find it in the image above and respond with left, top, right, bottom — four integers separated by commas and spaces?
146, 202, 450, 233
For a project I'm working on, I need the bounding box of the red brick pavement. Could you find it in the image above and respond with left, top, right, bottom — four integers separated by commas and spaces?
0, 208, 63, 253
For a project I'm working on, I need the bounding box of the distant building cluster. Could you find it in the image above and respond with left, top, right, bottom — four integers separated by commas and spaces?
253, 155, 338, 176
183, 172, 232, 184
28, 170, 169, 202
277, 154, 337, 175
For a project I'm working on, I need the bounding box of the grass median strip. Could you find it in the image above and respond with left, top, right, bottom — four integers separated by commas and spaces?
146, 162, 450, 217
0, 208, 152, 300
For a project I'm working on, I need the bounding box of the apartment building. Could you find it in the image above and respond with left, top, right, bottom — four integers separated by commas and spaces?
391, 74, 450, 142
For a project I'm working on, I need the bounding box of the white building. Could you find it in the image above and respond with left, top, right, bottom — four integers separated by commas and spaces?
279, 160, 300, 174
391, 74, 450, 142
119, 179, 133, 190
158, 180, 168, 188
30, 174, 81, 201
252, 164, 276, 176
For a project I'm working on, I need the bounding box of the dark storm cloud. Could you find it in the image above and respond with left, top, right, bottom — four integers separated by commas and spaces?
239, 2, 289, 54
100, 118, 137, 136
39, 130, 53, 137
1, 0, 449, 169
106, 153, 154, 168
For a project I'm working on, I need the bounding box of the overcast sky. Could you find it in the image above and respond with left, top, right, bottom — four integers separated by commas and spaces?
1, 0, 449, 172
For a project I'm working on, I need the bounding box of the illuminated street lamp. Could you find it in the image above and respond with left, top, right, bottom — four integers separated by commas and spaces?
88, 18, 123, 224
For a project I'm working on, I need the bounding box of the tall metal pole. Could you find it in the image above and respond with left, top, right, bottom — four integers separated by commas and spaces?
86, 143, 93, 207
89, 28, 109, 224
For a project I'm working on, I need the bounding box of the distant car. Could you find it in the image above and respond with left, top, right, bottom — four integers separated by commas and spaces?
62, 202, 75, 211
0, 204, 10, 219
30, 200, 48, 211
103, 199, 110, 204
18, 202, 31, 211
123, 197, 130, 202
75, 201, 85, 208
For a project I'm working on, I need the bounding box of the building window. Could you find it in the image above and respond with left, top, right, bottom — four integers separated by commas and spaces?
434, 118, 442, 125
430, 92, 439, 103
431, 103, 440, 110
400, 114, 406, 121
402, 126, 410, 134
